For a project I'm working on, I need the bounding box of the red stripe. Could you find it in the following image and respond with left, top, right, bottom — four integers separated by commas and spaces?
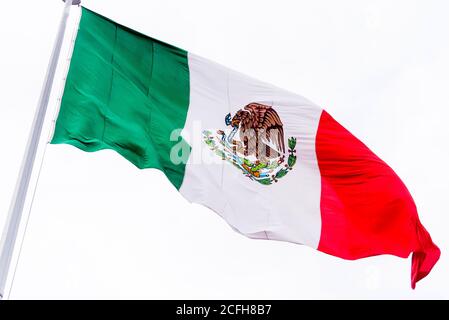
316, 110, 440, 288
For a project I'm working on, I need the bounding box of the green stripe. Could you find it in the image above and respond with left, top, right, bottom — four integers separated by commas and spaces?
51, 8, 191, 189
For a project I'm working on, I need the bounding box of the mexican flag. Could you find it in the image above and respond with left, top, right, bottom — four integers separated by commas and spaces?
51, 7, 440, 288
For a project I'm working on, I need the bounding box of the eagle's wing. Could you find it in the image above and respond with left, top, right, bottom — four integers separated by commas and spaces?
242, 103, 285, 154
262, 107, 285, 154
244, 103, 268, 128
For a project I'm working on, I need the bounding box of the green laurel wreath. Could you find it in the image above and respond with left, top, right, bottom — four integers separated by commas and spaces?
202, 131, 297, 186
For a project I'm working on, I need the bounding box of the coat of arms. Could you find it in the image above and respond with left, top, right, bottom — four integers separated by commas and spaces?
203, 103, 297, 185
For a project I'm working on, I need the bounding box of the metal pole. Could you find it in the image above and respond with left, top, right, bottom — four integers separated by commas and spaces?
0, 0, 78, 299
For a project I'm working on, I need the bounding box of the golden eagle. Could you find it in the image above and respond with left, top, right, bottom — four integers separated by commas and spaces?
226, 103, 285, 162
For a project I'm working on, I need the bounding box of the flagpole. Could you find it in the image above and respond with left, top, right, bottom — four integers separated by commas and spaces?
0, 0, 79, 299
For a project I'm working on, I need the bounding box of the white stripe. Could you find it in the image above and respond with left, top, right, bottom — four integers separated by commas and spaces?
179, 53, 323, 248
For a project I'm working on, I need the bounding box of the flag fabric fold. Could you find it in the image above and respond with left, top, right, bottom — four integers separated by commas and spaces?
315, 111, 440, 289
51, 7, 439, 287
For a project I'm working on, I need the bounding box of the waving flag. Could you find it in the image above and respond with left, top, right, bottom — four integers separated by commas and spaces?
51, 7, 440, 288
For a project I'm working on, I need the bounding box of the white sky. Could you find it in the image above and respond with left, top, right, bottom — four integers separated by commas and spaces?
0, 0, 448, 299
